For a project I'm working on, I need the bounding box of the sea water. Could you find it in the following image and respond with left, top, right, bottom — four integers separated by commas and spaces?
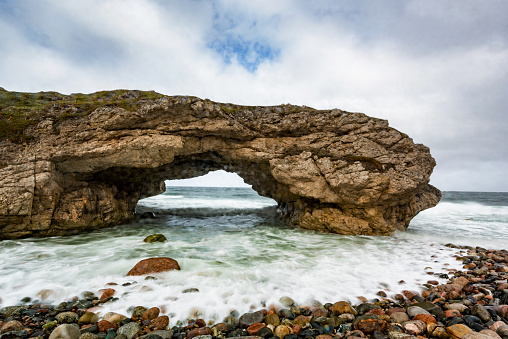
0, 188, 506, 324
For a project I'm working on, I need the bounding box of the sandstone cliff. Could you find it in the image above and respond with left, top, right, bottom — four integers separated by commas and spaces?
0, 88, 440, 239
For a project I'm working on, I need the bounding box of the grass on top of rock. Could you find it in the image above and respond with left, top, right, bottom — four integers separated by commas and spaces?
0, 88, 165, 143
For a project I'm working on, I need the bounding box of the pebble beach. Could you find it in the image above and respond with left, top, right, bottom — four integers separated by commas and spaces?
1, 244, 507, 339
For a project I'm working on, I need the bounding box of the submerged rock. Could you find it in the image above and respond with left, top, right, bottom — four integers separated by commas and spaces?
126, 257, 180, 276
143, 234, 167, 243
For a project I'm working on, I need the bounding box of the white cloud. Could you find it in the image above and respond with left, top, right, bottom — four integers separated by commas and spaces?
1, 0, 507, 191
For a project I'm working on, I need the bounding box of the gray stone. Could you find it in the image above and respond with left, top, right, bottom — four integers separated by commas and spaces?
472, 305, 491, 322
56, 312, 79, 324
49, 324, 81, 339
407, 306, 430, 318
390, 312, 410, 324
140, 331, 173, 339
239, 311, 264, 328
79, 333, 99, 339
117, 323, 141, 339
279, 297, 295, 307
193, 336, 212, 339
496, 325, 508, 338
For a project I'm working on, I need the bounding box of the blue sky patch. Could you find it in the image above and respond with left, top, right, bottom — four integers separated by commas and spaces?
208, 35, 279, 72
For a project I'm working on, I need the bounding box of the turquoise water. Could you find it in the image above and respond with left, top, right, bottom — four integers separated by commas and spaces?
0, 188, 506, 324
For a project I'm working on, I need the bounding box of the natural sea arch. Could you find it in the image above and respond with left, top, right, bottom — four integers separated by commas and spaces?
0, 89, 441, 239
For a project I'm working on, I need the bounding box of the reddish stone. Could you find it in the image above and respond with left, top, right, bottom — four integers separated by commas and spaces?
127, 257, 181, 276
414, 314, 437, 324
212, 323, 228, 332
366, 309, 386, 316
247, 323, 266, 335
386, 308, 406, 315
394, 294, 405, 301
311, 308, 329, 318
316, 336, 334, 339
402, 290, 418, 299
97, 320, 117, 332
149, 316, 169, 330
99, 288, 115, 300
195, 319, 206, 328
293, 315, 311, 326
445, 310, 461, 318
354, 319, 387, 334
292, 324, 303, 335
1, 320, 24, 333
427, 280, 439, 285
186, 327, 211, 339
142, 307, 160, 323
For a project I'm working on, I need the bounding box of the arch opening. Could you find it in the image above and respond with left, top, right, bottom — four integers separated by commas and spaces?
134, 170, 280, 230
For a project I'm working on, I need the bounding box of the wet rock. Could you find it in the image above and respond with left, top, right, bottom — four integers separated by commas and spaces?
103, 314, 127, 325
389, 312, 410, 324
97, 321, 116, 333
462, 333, 498, 339
411, 302, 445, 319
407, 307, 430, 318
223, 316, 239, 329
0, 306, 28, 318
141, 307, 160, 323
292, 315, 310, 327
479, 329, 502, 339
149, 316, 169, 330
446, 304, 469, 313
353, 315, 387, 334
490, 322, 506, 332
246, 323, 265, 336
402, 320, 426, 336
56, 312, 79, 324
140, 331, 173, 339
413, 314, 437, 324
49, 324, 81, 339
186, 327, 211, 339
472, 305, 491, 322
0, 320, 24, 333
355, 303, 379, 315
79, 333, 99, 339
496, 325, 508, 338
130, 307, 147, 321
143, 234, 167, 243
264, 313, 280, 327
117, 323, 141, 339
333, 301, 358, 316
78, 312, 99, 324
445, 310, 462, 318
100, 289, 116, 301
239, 311, 264, 328
256, 327, 273, 339
447, 324, 473, 339
279, 297, 295, 308
274, 325, 291, 339
127, 258, 180, 276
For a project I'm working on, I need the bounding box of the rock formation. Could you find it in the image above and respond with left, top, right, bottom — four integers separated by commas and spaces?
0, 88, 440, 239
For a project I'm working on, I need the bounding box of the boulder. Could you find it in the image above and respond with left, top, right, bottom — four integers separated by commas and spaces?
127, 258, 180, 276
0, 89, 440, 239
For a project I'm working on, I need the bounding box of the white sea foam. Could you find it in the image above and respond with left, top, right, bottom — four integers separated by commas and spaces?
0, 189, 505, 325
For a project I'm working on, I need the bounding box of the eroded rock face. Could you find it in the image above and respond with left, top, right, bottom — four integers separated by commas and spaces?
0, 89, 440, 239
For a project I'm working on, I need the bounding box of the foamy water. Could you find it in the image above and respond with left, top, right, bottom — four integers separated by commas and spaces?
0, 188, 506, 325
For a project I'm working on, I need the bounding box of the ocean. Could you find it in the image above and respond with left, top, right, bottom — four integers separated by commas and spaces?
0, 188, 507, 325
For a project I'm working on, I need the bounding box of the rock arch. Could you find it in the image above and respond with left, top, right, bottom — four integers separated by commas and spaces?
0, 89, 440, 239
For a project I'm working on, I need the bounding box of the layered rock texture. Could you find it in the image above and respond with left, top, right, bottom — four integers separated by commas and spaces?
0, 88, 440, 239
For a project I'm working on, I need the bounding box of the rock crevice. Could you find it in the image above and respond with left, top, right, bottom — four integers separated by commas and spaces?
0, 89, 440, 239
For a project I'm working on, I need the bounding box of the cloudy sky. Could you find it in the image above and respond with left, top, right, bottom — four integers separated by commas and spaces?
1, 0, 507, 191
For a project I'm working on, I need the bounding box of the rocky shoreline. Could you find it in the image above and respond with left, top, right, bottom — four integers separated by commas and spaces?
1, 244, 507, 339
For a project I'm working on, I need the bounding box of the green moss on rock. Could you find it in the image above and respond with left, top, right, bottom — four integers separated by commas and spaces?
0, 89, 165, 143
